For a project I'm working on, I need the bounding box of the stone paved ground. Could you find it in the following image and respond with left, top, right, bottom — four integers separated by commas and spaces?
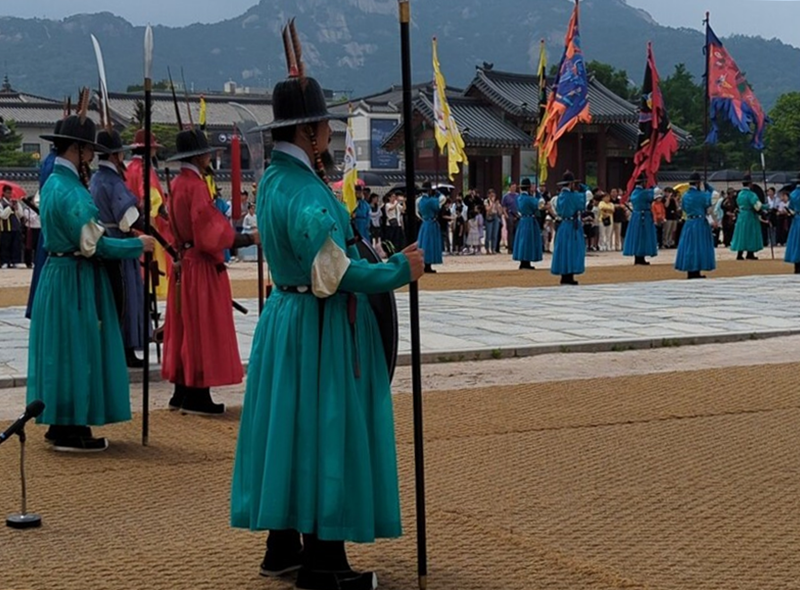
2, 274, 799, 388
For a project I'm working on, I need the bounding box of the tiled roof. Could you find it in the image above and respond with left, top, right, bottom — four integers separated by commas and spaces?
0, 90, 60, 104
0, 102, 101, 126
466, 67, 639, 125
382, 92, 532, 150
104, 91, 275, 130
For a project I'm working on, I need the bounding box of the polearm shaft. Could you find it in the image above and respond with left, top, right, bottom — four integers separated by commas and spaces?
703, 12, 710, 184
761, 152, 774, 259
142, 25, 154, 446
398, 2, 428, 589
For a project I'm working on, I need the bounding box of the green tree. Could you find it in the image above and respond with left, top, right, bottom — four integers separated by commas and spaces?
0, 119, 36, 167
764, 92, 800, 171
586, 60, 637, 101
126, 79, 174, 93
120, 123, 179, 158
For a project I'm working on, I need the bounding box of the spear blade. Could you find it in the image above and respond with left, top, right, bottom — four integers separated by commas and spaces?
90, 34, 111, 129
144, 25, 154, 82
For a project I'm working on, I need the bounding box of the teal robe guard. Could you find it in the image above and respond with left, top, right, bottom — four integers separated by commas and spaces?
27, 164, 144, 426
231, 150, 411, 543
730, 189, 764, 253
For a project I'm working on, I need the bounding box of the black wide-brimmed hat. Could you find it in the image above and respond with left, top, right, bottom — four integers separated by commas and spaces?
40, 115, 105, 151
689, 172, 702, 183
258, 77, 349, 131
421, 180, 433, 191
96, 129, 130, 155
557, 171, 581, 186
166, 129, 218, 162
520, 178, 532, 190
742, 172, 752, 185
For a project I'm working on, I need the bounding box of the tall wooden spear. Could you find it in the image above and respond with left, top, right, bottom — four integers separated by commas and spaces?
703, 12, 710, 185
142, 25, 154, 446
398, 2, 428, 588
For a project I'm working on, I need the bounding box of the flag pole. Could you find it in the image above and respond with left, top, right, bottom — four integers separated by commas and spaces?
761, 151, 775, 259
142, 25, 154, 446
703, 12, 710, 184
398, 2, 428, 589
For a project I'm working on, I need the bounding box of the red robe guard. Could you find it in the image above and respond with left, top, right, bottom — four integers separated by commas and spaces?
162, 163, 244, 393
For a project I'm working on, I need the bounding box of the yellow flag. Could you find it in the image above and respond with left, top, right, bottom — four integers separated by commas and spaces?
432, 37, 467, 181
199, 94, 207, 134
536, 40, 549, 185
342, 104, 358, 213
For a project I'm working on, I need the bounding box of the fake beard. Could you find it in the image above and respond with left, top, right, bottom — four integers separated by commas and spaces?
320, 149, 336, 175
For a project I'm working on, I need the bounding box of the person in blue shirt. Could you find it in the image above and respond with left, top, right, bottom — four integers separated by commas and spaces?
623, 174, 658, 266
352, 185, 371, 241
24, 121, 61, 319
783, 176, 800, 274
512, 178, 543, 270
551, 171, 587, 285
674, 172, 716, 279
416, 181, 446, 273
89, 129, 147, 368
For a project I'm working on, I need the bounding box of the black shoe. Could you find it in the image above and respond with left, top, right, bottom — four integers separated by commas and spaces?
423, 264, 437, 274
52, 436, 109, 453
261, 550, 303, 578
736, 252, 744, 260
794, 263, 800, 275
126, 349, 144, 368
746, 253, 758, 260
168, 385, 185, 411
45, 425, 91, 443
295, 569, 377, 590
181, 389, 225, 416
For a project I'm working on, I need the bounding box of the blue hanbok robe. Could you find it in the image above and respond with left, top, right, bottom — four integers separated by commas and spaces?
674, 187, 716, 273
551, 188, 586, 276
623, 188, 658, 258
512, 192, 543, 263
353, 197, 371, 241
90, 163, 146, 350
784, 188, 800, 264
417, 193, 444, 264
25, 149, 57, 319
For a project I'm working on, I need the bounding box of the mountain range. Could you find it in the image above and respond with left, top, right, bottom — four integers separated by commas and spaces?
0, 0, 796, 109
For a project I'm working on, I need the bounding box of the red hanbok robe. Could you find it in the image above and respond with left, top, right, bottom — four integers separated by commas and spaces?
161, 164, 243, 388
125, 156, 173, 297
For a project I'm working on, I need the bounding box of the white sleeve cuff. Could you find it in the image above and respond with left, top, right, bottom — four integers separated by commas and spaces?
80, 220, 106, 257
119, 206, 140, 233
311, 236, 352, 298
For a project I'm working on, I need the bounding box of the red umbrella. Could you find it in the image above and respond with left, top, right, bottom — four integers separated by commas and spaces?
330, 177, 365, 191
0, 180, 27, 200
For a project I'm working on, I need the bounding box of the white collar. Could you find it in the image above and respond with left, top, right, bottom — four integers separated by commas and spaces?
273, 141, 314, 172
55, 157, 79, 178
98, 161, 120, 175
180, 162, 203, 178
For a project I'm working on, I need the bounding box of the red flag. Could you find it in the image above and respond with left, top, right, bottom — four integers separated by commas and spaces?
231, 127, 242, 221
626, 42, 679, 196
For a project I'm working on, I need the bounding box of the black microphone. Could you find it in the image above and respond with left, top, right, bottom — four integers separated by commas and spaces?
0, 401, 45, 445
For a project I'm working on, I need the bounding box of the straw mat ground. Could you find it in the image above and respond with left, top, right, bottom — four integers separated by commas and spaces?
1, 363, 798, 589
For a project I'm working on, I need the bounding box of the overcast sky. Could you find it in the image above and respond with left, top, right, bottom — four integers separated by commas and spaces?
3, 1, 800, 48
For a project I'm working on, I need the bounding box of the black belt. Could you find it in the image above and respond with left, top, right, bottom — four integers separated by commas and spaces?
179, 241, 226, 273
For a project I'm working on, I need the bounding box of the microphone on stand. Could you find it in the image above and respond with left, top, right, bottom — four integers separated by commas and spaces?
5, 401, 45, 529
0, 400, 45, 446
